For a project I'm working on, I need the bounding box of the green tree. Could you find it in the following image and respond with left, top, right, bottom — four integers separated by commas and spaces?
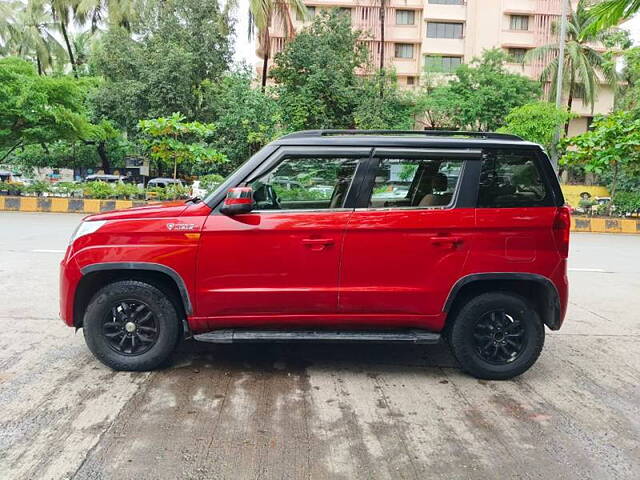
354, 71, 418, 129
498, 102, 573, 151
270, 10, 369, 130
416, 49, 540, 131
0, 1, 66, 74
138, 113, 226, 179
562, 110, 640, 205
248, 0, 307, 89
90, 0, 234, 134
200, 70, 284, 172
525, 1, 619, 134
586, 0, 640, 32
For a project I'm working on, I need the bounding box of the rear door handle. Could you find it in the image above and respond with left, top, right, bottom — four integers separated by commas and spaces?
303, 238, 334, 247
430, 236, 463, 248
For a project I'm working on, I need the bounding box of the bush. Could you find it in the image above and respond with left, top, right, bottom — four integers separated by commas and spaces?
113, 182, 144, 200
82, 181, 114, 199
24, 181, 50, 196
613, 192, 640, 216
199, 174, 225, 194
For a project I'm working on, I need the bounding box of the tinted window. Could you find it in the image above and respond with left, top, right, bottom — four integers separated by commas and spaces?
249, 156, 360, 210
427, 22, 463, 39
478, 150, 552, 208
510, 15, 529, 30
368, 157, 464, 209
396, 10, 416, 25
424, 55, 462, 73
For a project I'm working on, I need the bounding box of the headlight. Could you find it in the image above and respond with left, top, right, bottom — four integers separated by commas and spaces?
69, 220, 106, 244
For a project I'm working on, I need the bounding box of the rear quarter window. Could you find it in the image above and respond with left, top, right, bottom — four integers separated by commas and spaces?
478, 149, 554, 208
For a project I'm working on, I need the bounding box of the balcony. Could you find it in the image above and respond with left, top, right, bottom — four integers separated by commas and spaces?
422, 38, 465, 56
501, 30, 536, 47
502, 0, 536, 14
423, 4, 466, 22
386, 24, 422, 42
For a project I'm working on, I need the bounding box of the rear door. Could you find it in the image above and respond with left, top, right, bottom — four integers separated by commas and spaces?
472, 148, 561, 272
337, 148, 480, 330
196, 147, 370, 329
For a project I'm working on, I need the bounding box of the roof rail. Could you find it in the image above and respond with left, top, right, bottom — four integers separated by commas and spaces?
281, 129, 524, 141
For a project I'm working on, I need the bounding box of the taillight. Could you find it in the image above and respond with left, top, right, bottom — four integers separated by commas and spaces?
553, 205, 571, 258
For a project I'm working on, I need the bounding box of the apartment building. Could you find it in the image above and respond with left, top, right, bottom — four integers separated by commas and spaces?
261, 0, 614, 135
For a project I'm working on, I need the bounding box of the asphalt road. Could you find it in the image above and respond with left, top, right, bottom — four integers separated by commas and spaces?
1, 211, 639, 480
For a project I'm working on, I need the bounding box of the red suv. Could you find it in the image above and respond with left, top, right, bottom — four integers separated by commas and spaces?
60, 130, 570, 380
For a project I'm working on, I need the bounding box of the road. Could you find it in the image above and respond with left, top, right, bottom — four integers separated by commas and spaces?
0, 211, 639, 480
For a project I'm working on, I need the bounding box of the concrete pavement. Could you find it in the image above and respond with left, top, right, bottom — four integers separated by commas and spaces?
0, 211, 639, 479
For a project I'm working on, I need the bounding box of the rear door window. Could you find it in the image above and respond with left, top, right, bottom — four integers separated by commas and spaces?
478, 150, 553, 208
367, 157, 464, 209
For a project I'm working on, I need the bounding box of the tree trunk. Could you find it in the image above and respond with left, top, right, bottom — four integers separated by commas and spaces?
261, 30, 270, 91
379, 1, 386, 98
609, 161, 618, 216
261, 54, 269, 91
59, 19, 78, 78
36, 55, 43, 76
173, 158, 177, 179
564, 71, 575, 136
97, 142, 110, 174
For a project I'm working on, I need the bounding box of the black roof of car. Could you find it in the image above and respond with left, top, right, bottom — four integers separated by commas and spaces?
273, 130, 541, 149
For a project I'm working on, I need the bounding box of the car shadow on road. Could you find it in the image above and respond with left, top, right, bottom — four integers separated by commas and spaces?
171, 339, 460, 374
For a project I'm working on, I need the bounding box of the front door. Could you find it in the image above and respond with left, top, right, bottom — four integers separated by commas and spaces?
195, 148, 370, 330
337, 148, 479, 330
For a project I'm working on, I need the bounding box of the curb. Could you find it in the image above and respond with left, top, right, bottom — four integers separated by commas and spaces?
0, 196, 147, 214
2, 196, 640, 234
571, 217, 640, 234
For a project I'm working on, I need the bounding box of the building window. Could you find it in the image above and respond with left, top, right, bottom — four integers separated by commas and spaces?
427, 22, 464, 39
296, 6, 316, 21
396, 10, 416, 25
510, 15, 529, 31
424, 55, 462, 73
507, 48, 528, 62
407, 76, 416, 86
395, 44, 415, 59
428, 0, 464, 4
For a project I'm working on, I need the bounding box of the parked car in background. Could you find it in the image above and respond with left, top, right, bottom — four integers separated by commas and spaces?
60, 130, 570, 380
144, 178, 185, 200
146, 178, 183, 188
85, 174, 130, 183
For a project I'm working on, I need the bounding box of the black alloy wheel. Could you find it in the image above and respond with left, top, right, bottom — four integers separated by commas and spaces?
102, 300, 159, 356
472, 310, 526, 365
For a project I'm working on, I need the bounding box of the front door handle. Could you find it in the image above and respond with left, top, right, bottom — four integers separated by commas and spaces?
302, 238, 334, 249
430, 236, 463, 248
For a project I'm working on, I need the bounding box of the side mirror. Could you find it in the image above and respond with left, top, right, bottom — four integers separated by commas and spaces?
220, 187, 255, 215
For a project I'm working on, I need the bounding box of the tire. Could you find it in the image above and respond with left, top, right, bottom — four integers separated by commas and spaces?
82, 280, 181, 371
448, 292, 545, 380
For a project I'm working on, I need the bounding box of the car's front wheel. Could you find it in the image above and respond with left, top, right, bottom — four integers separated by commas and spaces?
448, 292, 545, 380
82, 280, 181, 371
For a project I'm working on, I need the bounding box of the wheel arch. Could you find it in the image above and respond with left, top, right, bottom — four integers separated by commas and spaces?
443, 273, 561, 330
75, 263, 192, 334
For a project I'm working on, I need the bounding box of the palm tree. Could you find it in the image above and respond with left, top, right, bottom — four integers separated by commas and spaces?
0, 1, 66, 74
249, 0, 307, 89
587, 0, 640, 32
525, 1, 618, 134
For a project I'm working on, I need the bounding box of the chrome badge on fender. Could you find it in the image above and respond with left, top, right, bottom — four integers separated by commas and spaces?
167, 223, 196, 231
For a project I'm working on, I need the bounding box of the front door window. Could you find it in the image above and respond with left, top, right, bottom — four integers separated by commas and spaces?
249, 157, 359, 210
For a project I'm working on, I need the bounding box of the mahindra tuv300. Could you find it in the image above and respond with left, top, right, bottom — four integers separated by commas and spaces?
60, 130, 570, 380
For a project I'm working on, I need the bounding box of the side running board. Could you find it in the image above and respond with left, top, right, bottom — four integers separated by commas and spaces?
193, 329, 441, 344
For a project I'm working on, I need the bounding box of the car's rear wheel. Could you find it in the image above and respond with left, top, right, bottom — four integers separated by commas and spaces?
82, 280, 180, 371
448, 292, 544, 380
